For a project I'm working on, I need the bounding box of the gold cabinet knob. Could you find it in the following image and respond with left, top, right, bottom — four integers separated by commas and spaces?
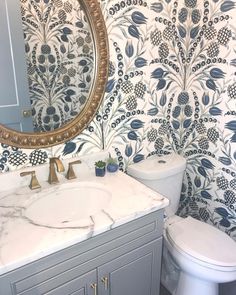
22, 109, 32, 118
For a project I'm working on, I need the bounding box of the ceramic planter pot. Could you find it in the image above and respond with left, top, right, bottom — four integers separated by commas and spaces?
95, 166, 106, 177
107, 163, 119, 173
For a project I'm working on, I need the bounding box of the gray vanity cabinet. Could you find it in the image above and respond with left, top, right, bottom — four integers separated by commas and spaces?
0, 211, 163, 295
48, 239, 161, 295
98, 239, 161, 295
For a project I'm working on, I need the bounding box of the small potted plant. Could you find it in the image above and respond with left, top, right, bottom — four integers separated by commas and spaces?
106, 156, 119, 173
95, 160, 106, 177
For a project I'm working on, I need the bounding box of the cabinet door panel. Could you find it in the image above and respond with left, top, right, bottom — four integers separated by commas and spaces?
98, 238, 162, 295
17, 269, 96, 295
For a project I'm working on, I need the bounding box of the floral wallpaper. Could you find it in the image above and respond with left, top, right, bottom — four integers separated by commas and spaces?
0, 0, 236, 240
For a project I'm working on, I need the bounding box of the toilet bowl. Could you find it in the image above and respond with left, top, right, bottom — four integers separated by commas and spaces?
165, 216, 236, 295
127, 154, 236, 295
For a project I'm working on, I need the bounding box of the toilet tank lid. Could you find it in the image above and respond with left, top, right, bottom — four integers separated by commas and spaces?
127, 154, 186, 180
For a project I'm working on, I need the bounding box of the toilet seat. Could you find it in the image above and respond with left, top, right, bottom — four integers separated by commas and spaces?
166, 216, 236, 270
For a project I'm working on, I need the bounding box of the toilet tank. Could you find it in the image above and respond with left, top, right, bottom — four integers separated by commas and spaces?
127, 154, 186, 217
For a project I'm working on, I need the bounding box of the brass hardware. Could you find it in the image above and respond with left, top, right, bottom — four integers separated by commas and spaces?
101, 276, 109, 290
48, 157, 65, 184
66, 160, 82, 180
90, 283, 97, 295
20, 171, 41, 190
22, 109, 32, 118
0, 0, 109, 149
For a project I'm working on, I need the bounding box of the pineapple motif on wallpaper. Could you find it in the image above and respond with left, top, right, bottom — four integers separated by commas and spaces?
96, 0, 236, 239
0, 0, 236, 240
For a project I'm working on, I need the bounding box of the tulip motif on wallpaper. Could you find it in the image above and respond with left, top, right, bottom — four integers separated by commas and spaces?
79, 0, 236, 237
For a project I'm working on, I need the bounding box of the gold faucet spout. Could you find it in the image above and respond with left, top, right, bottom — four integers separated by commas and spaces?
48, 157, 65, 184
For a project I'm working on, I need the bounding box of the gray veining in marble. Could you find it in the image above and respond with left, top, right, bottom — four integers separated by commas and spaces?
0, 153, 169, 275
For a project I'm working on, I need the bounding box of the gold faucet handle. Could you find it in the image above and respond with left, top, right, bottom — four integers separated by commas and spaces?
20, 171, 41, 190
66, 160, 82, 180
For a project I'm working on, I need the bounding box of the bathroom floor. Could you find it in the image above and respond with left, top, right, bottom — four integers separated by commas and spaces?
160, 284, 171, 295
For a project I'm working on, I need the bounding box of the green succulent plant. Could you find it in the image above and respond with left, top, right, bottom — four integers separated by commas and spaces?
95, 160, 106, 168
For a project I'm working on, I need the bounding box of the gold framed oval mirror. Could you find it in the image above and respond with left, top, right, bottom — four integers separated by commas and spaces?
0, 0, 108, 148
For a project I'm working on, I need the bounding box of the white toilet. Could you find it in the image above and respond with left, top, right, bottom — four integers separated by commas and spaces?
127, 153, 236, 295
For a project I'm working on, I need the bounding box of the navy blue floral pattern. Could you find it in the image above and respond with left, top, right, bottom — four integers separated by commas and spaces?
1, 0, 236, 240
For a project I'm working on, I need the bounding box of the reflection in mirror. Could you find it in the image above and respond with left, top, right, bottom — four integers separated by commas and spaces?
0, 0, 108, 148
0, 0, 33, 132
21, 0, 95, 132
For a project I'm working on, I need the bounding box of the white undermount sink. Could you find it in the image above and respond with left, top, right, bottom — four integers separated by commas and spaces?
24, 182, 111, 228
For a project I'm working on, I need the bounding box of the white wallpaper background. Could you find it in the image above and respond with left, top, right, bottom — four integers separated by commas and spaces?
0, 0, 236, 240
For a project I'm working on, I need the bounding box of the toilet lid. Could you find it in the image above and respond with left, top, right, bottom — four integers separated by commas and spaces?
167, 216, 236, 267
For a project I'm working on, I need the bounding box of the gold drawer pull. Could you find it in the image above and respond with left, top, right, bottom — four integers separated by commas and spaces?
101, 276, 109, 290
90, 282, 97, 295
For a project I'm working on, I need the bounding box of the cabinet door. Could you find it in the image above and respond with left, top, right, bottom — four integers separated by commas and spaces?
0, 0, 33, 131
98, 238, 162, 295
3, 269, 97, 295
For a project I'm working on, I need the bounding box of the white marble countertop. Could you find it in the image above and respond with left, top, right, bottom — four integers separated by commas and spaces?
0, 160, 168, 276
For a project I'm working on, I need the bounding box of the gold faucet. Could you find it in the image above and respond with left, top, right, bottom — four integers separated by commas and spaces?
48, 157, 65, 184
